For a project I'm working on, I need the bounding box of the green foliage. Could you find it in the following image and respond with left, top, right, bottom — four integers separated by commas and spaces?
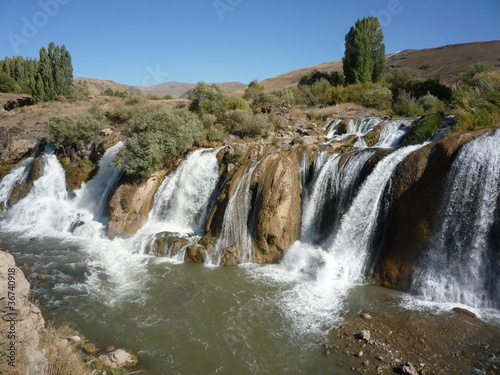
114, 106, 205, 176
249, 91, 279, 111
418, 92, 446, 113
71, 80, 91, 99
0, 72, 17, 92
187, 81, 228, 116
0, 55, 37, 94
222, 94, 251, 112
33, 42, 74, 102
47, 115, 100, 150
273, 86, 307, 105
162, 94, 175, 100
299, 70, 345, 86
343, 16, 385, 84
386, 68, 452, 102
125, 94, 148, 106
101, 88, 129, 98
106, 102, 141, 124
221, 109, 274, 138
322, 82, 392, 108
243, 80, 265, 100
402, 113, 444, 145
452, 67, 500, 131
393, 91, 424, 117
458, 62, 494, 85
299, 79, 333, 106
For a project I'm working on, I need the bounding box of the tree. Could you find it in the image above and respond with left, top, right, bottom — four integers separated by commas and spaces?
0, 72, 17, 92
343, 17, 385, 84
187, 81, 228, 116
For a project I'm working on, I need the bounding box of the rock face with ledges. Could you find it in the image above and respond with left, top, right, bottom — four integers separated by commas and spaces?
0, 251, 48, 375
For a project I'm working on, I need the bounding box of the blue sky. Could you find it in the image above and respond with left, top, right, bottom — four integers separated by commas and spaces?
1, 0, 499, 86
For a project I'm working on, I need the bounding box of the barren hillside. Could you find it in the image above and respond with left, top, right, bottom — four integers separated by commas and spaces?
260, 40, 500, 91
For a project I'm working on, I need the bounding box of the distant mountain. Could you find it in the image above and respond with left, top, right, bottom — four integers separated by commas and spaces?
74, 77, 142, 96
74, 78, 247, 98
260, 40, 500, 91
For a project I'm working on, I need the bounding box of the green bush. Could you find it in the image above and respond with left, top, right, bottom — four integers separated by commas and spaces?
453, 67, 500, 131
392, 90, 424, 117
221, 109, 274, 138
0, 72, 18, 93
298, 79, 334, 106
273, 86, 307, 105
187, 81, 228, 116
418, 93, 446, 114
222, 94, 251, 112
402, 113, 444, 145
47, 115, 100, 150
250, 91, 279, 111
299, 70, 345, 86
114, 106, 204, 176
125, 94, 148, 106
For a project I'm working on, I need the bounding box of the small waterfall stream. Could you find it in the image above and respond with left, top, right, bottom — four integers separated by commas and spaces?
411, 130, 500, 309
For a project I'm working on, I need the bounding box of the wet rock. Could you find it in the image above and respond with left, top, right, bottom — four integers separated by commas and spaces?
355, 330, 371, 341
65, 335, 82, 343
99, 348, 139, 369
185, 244, 208, 263
147, 232, 189, 257
452, 307, 477, 318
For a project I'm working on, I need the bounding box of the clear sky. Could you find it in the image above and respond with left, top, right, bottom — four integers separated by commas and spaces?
1, 0, 499, 87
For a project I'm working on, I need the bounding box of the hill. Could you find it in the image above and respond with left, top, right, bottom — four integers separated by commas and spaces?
74, 77, 142, 96
74, 78, 247, 98
260, 40, 500, 91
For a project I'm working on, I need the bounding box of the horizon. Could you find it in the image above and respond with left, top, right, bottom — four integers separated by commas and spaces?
1, 0, 499, 87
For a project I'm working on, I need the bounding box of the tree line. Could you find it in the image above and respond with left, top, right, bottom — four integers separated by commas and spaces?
0, 42, 73, 102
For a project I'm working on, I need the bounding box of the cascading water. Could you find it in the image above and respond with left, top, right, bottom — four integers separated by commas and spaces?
411, 130, 500, 309
211, 161, 260, 265
74, 142, 123, 220
148, 148, 222, 234
0, 156, 34, 210
134, 148, 223, 259
252, 144, 425, 334
374, 118, 414, 148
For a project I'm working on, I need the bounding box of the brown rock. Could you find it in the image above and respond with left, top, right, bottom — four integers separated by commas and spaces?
184, 244, 208, 263
107, 168, 170, 237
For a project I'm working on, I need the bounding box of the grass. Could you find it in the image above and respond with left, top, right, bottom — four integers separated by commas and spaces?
402, 113, 444, 146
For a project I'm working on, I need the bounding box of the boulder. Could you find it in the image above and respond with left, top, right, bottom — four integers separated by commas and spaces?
185, 244, 208, 263
147, 232, 189, 257
99, 348, 138, 369
107, 169, 169, 237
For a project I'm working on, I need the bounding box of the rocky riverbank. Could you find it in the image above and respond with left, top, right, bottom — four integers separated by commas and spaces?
0, 250, 139, 375
323, 308, 500, 374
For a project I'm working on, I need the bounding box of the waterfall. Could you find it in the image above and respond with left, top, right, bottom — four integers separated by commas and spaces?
375, 118, 414, 148
211, 161, 260, 265
148, 148, 222, 234
254, 144, 424, 334
325, 117, 385, 148
2, 145, 123, 238
324, 119, 342, 139
0, 156, 34, 210
411, 130, 500, 309
74, 142, 123, 220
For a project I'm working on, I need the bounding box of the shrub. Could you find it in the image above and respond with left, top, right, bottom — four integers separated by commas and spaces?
343, 83, 393, 109
402, 113, 444, 145
221, 109, 273, 138
274, 86, 307, 105
125, 94, 148, 106
114, 106, 204, 176
298, 79, 333, 106
162, 94, 175, 100
243, 80, 265, 100
452, 67, 500, 131
418, 93, 446, 114
299, 70, 345, 86
392, 90, 424, 117
222, 94, 251, 112
106, 102, 142, 124
187, 81, 228, 116
47, 115, 100, 150
250, 90, 279, 111
0, 72, 18, 93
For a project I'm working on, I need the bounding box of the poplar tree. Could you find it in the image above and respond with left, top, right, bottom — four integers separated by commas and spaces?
343, 17, 385, 84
